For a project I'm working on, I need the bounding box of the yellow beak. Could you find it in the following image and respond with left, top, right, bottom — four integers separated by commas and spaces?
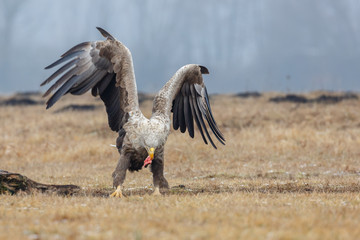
148, 147, 155, 160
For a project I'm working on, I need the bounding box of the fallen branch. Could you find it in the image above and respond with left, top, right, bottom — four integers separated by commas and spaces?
0, 170, 80, 195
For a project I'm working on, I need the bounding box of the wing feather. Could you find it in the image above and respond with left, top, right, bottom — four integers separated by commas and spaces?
60, 41, 91, 58
71, 70, 108, 95
203, 87, 225, 142
177, 94, 186, 133
191, 85, 217, 148
172, 97, 180, 130
99, 76, 125, 131
42, 66, 80, 97
45, 50, 85, 69
92, 73, 115, 96
182, 82, 194, 138
194, 86, 225, 144
40, 58, 78, 86
154, 64, 225, 148
46, 75, 82, 108
189, 84, 208, 144
41, 27, 140, 133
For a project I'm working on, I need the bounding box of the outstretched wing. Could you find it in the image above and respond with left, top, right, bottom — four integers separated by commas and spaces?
153, 64, 225, 149
41, 27, 140, 132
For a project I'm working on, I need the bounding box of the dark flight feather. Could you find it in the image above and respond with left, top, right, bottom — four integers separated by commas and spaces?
191, 85, 217, 148
172, 96, 180, 130
43, 67, 79, 97
177, 94, 186, 133
60, 42, 90, 58
40, 58, 78, 86
189, 84, 208, 145
45, 51, 82, 70
71, 70, 108, 95
182, 82, 194, 138
99, 77, 123, 132
46, 75, 81, 109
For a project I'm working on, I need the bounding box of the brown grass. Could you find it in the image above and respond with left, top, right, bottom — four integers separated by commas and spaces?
1, 92, 360, 239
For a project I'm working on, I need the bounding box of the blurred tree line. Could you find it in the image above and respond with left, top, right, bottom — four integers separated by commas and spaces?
1, 0, 360, 93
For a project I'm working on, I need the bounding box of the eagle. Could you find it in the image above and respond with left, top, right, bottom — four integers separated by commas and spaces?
41, 27, 225, 197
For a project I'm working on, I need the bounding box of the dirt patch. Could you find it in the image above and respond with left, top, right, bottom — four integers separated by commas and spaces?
54, 104, 101, 113
269, 93, 358, 104
235, 91, 262, 98
0, 97, 43, 106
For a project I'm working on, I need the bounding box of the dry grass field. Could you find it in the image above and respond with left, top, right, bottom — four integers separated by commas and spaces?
0, 92, 360, 239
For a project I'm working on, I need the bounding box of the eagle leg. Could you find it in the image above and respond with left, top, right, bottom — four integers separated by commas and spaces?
150, 150, 169, 195
152, 187, 161, 196
110, 151, 130, 198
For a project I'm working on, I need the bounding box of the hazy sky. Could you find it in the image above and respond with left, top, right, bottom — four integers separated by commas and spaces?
1, 0, 360, 94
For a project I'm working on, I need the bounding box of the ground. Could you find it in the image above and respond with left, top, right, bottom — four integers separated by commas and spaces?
0, 92, 359, 240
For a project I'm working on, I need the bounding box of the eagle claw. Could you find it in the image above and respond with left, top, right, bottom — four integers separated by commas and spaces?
152, 187, 162, 196
110, 185, 123, 198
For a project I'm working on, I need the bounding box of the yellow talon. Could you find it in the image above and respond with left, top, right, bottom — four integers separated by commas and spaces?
152, 187, 161, 196
110, 185, 123, 198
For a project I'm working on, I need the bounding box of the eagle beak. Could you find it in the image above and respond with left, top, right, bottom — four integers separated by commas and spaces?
143, 147, 155, 168
148, 147, 155, 160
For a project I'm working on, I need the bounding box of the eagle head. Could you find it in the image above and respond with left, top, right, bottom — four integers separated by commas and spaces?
142, 135, 162, 168
143, 146, 155, 168
134, 116, 170, 168
141, 129, 168, 168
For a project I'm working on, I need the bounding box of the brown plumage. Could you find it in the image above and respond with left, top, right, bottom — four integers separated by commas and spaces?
41, 27, 225, 197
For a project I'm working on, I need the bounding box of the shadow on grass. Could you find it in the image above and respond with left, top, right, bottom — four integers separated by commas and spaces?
269, 93, 358, 104
0, 97, 44, 106
83, 181, 360, 198
3, 170, 359, 197
54, 104, 101, 113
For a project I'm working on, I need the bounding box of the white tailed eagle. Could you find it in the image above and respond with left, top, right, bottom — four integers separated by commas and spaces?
41, 27, 225, 197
